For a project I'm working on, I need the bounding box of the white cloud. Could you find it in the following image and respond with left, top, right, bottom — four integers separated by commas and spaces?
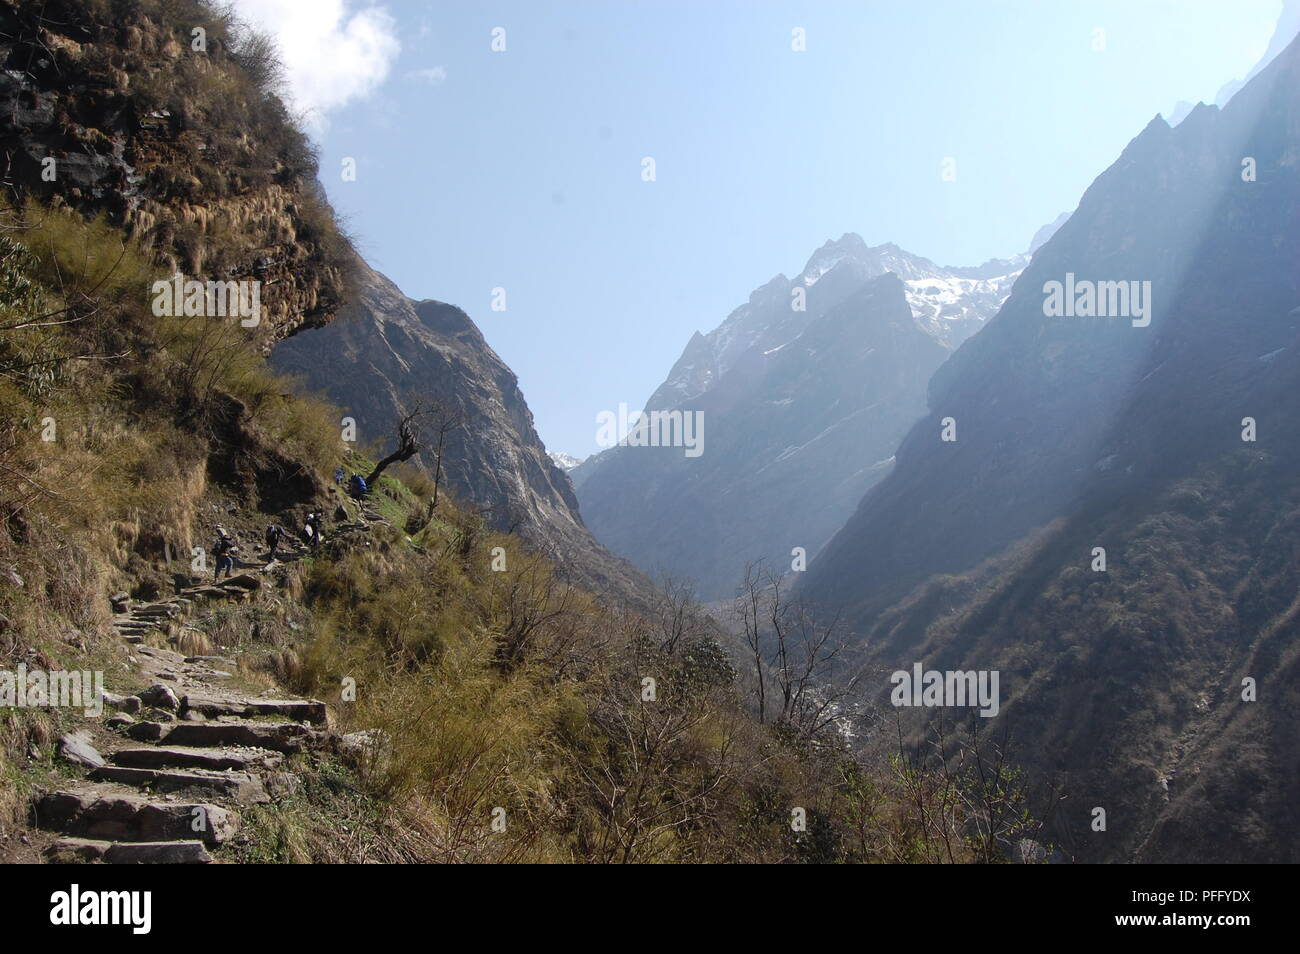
408, 65, 448, 84
227, 0, 399, 129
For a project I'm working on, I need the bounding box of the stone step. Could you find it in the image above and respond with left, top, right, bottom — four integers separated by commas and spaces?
33, 788, 238, 845
48, 837, 212, 864
185, 655, 237, 668
133, 605, 182, 617
137, 645, 187, 663
188, 668, 233, 681
182, 695, 327, 725
128, 719, 321, 754
111, 745, 283, 772
88, 765, 269, 803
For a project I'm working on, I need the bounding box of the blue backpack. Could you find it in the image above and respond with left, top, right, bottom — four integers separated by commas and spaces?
349, 474, 368, 497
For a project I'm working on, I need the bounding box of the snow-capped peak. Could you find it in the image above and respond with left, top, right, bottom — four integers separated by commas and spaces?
548, 451, 586, 471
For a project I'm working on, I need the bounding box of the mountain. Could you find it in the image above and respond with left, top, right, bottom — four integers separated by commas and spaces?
547, 451, 585, 472
801, 32, 1300, 862
1212, 0, 1300, 108
271, 261, 649, 604
574, 234, 1034, 599
647, 234, 1025, 415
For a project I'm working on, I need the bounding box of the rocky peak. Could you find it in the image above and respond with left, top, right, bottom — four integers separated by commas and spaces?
271, 261, 651, 604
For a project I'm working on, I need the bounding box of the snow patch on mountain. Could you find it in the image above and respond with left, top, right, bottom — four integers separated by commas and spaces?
903, 266, 1024, 347
547, 451, 586, 471
645, 231, 1048, 412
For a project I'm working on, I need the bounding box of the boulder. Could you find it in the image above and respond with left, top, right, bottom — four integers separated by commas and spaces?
138, 683, 180, 710
124, 721, 168, 742
100, 689, 143, 714
56, 731, 105, 769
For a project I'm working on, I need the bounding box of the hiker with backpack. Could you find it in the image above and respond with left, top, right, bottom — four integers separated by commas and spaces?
348, 473, 368, 500
213, 528, 237, 579
305, 511, 323, 550
265, 523, 284, 561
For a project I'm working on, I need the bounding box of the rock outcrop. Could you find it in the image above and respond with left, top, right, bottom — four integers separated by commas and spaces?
0, 0, 349, 344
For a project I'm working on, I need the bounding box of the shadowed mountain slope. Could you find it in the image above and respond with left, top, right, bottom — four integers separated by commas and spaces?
801, 32, 1300, 863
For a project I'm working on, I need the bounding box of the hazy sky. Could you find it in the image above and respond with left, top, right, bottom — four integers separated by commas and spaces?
235, 0, 1287, 456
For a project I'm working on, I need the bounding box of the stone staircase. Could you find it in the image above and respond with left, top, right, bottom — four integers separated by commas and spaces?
33, 542, 336, 864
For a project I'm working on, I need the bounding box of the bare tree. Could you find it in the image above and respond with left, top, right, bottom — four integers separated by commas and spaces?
736, 561, 768, 723
733, 560, 859, 738
427, 403, 460, 510
407, 403, 461, 534
653, 573, 709, 654
366, 404, 424, 486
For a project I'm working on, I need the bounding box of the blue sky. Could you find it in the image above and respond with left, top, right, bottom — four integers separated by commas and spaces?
237, 0, 1287, 456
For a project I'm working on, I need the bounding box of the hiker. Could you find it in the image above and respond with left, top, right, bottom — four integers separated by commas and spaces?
347, 473, 368, 500
265, 523, 284, 560
305, 511, 323, 549
333, 466, 345, 485
213, 528, 237, 579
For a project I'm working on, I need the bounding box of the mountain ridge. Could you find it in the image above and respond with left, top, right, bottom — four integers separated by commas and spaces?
800, 29, 1300, 863
573, 223, 1059, 598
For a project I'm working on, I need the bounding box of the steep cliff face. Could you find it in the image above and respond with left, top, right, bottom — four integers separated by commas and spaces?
271, 262, 651, 603
802, 34, 1300, 862
0, 0, 349, 344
